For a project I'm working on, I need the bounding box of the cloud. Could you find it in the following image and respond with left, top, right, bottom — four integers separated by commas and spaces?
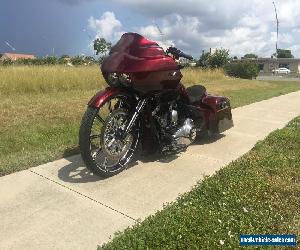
57, 0, 95, 5
137, 24, 174, 49
88, 11, 123, 41
107, 0, 300, 57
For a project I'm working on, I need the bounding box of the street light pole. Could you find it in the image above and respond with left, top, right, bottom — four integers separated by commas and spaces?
272, 1, 279, 58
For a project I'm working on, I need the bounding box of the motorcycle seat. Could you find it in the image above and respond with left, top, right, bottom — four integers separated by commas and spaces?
186, 84, 206, 103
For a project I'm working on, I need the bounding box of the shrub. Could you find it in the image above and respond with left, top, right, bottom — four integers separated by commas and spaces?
0, 59, 13, 66
58, 57, 68, 65
0, 55, 98, 66
70, 56, 86, 66
84, 56, 96, 65
15, 58, 37, 65
225, 62, 259, 79
42, 56, 58, 65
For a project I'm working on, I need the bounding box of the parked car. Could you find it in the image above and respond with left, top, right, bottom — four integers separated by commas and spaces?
272, 68, 291, 74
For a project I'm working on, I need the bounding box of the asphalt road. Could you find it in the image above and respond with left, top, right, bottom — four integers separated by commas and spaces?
257, 75, 300, 82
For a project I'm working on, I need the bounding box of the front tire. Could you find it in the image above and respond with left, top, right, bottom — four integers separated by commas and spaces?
79, 107, 140, 178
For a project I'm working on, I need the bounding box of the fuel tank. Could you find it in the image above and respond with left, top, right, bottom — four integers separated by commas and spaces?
101, 33, 182, 92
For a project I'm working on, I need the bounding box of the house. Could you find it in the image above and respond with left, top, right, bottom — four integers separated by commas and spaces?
0, 53, 36, 61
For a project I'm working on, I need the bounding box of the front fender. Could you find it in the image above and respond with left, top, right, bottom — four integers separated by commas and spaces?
88, 87, 133, 108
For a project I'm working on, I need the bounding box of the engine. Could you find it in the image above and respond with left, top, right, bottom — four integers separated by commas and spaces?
152, 101, 197, 150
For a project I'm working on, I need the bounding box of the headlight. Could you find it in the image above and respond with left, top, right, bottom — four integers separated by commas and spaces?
118, 73, 132, 86
106, 73, 132, 87
107, 73, 119, 86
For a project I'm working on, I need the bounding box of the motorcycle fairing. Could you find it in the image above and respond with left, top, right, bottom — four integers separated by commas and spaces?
101, 33, 178, 74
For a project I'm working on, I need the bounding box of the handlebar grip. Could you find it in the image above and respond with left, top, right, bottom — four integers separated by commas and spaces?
167, 47, 193, 60
179, 52, 193, 60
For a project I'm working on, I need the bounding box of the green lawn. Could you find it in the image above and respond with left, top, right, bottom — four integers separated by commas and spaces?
99, 116, 300, 249
1, 66, 300, 176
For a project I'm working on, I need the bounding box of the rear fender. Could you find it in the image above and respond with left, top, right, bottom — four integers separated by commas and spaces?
88, 87, 135, 108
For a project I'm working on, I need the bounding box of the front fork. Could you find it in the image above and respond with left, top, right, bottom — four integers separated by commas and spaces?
123, 98, 148, 137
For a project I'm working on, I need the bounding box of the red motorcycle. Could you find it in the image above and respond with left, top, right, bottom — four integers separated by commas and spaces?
79, 33, 233, 177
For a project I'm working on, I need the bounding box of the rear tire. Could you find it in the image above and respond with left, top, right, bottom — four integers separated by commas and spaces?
79, 107, 140, 178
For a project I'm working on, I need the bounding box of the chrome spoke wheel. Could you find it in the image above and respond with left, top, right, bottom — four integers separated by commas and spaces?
103, 113, 133, 157
79, 95, 139, 177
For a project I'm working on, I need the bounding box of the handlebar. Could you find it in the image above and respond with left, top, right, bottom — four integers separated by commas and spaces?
166, 47, 193, 60
179, 51, 193, 60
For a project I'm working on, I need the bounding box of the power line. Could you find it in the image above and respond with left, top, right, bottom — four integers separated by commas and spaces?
4, 41, 16, 51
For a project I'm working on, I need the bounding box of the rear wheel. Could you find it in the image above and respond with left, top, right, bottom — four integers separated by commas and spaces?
79, 100, 140, 177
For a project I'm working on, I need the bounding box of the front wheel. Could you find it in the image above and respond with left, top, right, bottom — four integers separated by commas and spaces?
79, 107, 140, 178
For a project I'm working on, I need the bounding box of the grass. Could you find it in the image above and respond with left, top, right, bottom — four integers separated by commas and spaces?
0, 65, 104, 94
1, 65, 300, 176
99, 116, 300, 249
182, 67, 300, 108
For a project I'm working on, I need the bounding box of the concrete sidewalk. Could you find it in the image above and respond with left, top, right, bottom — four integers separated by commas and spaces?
1, 91, 300, 249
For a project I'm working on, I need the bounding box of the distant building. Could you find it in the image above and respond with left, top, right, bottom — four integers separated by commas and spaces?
178, 57, 197, 67
258, 58, 300, 73
234, 57, 300, 73
0, 53, 36, 61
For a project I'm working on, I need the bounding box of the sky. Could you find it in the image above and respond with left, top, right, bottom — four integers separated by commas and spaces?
0, 0, 299, 58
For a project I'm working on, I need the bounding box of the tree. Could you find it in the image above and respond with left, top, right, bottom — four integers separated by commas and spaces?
70, 56, 85, 65
84, 56, 96, 64
197, 52, 211, 67
243, 53, 258, 59
197, 48, 230, 69
93, 38, 112, 55
209, 48, 230, 68
274, 49, 294, 58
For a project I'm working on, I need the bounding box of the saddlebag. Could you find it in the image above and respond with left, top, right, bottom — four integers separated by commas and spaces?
202, 95, 234, 134
215, 107, 234, 133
